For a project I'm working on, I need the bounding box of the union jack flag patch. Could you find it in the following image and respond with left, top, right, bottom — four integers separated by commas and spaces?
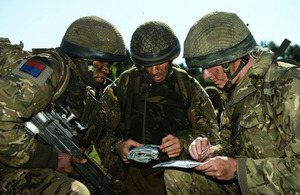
20, 60, 46, 77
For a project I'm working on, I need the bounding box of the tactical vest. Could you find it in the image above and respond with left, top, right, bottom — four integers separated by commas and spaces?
113, 66, 194, 144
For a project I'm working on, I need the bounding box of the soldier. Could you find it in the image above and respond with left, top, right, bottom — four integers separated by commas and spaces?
164, 11, 300, 194
0, 16, 125, 194
97, 21, 220, 194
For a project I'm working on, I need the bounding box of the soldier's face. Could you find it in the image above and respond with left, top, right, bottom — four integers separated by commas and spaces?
93, 61, 111, 83
145, 61, 170, 83
203, 59, 246, 89
203, 65, 228, 89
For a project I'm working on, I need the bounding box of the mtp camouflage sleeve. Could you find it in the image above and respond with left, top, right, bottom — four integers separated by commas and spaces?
183, 78, 222, 152
0, 54, 62, 169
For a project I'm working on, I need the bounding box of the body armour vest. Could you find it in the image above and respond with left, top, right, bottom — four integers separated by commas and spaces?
116, 67, 192, 144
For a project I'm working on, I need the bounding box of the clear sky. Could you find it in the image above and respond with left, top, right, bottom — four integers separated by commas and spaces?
1, 0, 299, 64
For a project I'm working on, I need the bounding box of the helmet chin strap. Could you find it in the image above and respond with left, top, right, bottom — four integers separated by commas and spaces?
221, 55, 250, 92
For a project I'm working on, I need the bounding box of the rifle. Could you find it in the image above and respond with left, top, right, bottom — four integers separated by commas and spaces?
24, 103, 115, 195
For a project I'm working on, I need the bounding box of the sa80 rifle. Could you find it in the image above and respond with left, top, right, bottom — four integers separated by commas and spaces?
24, 103, 114, 195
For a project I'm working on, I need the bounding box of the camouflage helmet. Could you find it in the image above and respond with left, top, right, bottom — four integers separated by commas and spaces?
61, 16, 126, 62
184, 11, 257, 68
130, 21, 180, 66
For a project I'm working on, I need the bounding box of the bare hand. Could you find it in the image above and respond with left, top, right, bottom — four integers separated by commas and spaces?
116, 139, 143, 164
189, 137, 215, 161
194, 156, 237, 180
159, 134, 183, 158
56, 152, 87, 178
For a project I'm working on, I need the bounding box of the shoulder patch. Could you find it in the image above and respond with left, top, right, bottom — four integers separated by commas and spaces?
12, 59, 53, 85
20, 59, 46, 77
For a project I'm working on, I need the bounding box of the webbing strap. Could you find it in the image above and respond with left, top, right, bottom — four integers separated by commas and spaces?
230, 56, 249, 79
81, 88, 102, 126
142, 89, 149, 144
273, 38, 291, 61
230, 98, 246, 143
124, 70, 141, 131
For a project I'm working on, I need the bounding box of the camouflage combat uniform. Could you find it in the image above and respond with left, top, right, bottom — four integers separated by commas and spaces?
164, 49, 300, 194
0, 48, 105, 195
0, 38, 31, 77
98, 65, 220, 194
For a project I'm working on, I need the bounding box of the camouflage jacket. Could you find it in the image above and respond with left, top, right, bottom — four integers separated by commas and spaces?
99, 66, 220, 168
0, 48, 104, 175
219, 49, 300, 194
0, 38, 31, 77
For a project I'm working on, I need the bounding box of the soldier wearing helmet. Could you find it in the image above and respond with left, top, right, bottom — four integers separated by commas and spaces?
97, 21, 220, 194
0, 16, 125, 194
164, 11, 300, 194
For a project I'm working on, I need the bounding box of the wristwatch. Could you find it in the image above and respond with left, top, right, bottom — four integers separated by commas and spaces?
234, 170, 238, 180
